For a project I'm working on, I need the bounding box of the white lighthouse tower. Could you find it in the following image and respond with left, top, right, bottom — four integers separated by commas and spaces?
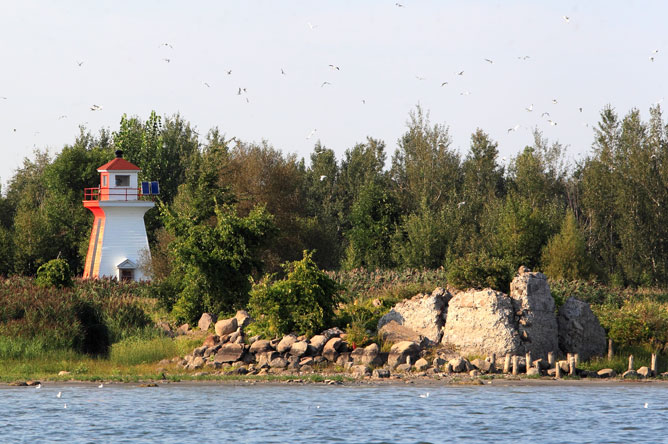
82, 150, 156, 281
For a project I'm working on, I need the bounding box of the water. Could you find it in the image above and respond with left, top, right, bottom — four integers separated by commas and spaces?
2, 382, 667, 443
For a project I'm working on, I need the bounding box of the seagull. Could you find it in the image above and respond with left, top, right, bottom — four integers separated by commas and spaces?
525, 104, 533, 112
203, 82, 211, 88
645, 402, 649, 408
552, 99, 558, 104
306, 129, 317, 139
98, 383, 104, 388
307, 21, 318, 30
507, 124, 520, 132
419, 392, 430, 398
395, 2, 404, 7
321, 81, 331, 87
90, 104, 102, 111
457, 70, 464, 76
457, 201, 466, 208
460, 91, 471, 96
319, 175, 327, 181
64, 403, 67, 409
237, 87, 242, 95
226, 69, 232, 75
579, 107, 583, 112
362, 99, 366, 104
563, 15, 570, 23
58, 114, 67, 120
57, 391, 62, 398
650, 56, 655, 62
541, 112, 550, 118
653, 49, 660, 54
484, 58, 493, 64
76, 61, 84, 67
35, 383, 41, 389
159, 43, 173, 49
440, 81, 448, 87
329, 64, 340, 70
281, 68, 286, 75
548, 119, 557, 126
415, 75, 425, 80
517, 55, 531, 60
162, 58, 171, 63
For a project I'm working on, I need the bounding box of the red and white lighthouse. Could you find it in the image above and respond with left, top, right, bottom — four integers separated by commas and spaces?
82, 150, 156, 281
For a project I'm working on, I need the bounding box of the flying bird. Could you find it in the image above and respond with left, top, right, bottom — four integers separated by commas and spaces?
162, 58, 171, 63
281, 68, 286, 75
319, 175, 327, 181
552, 99, 558, 104
159, 43, 173, 49
395, 2, 404, 7
517, 55, 531, 60
457, 201, 466, 208
362, 99, 366, 104
306, 129, 317, 139
76, 61, 84, 67
541, 112, 550, 118
58, 114, 67, 120
226, 69, 232, 75
650, 56, 655, 62
90, 104, 102, 111
0, 96, 7, 100
457, 70, 464, 76
563, 15, 570, 23
507, 124, 520, 132
460, 91, 471, 96
203, 82, 211, 88
329, 64, 340, 70
415, 75, 425, 80
307, 21, 318, 30
579, 107, 583, 112
525, 104, 533, 112
484, 58, 493, 64
548, 119, 557, 126
321, 81, 331, 87
440, 81, 448, 87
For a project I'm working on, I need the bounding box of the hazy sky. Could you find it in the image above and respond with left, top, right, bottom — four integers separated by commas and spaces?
1, 1, 666, 188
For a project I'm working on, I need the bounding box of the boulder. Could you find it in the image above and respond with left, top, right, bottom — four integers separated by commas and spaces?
372, 369, 390, 378
157, 322, 173, 337
193, 345, 207, 357
299, 357, 315, 367
309, 335, 328, 354
197, 313, 216, 331
395, 363, 412, 372
249, 339, 273, 355
257, 351, 279, 368
470, 358, 493, 373
277, 334, 297, 354
351, 365, 371, 377
214, 343, 244, 363
290, 341, 309, 357
637, 366, 651, 378
202, 334, 220, 348
448, 357, 471, 373
388, 341, 420, 368
321, 327, 344, 340
414, 358, 430, 372
378, 320, 428, 347
377, 287, 451, 343
442, 289, 523, 357
215, 318, 238, 337
469, 369, 481, 377
597, 368, 616, 378
337, 352, 352, 366
510, 269, 559, 360
361, 343, 382, 366
557, 297, 607, 361
235, 310, 251, 329
526, 367, 540, 376
269, 357, 288, 369
433, 356, 446, 369
622, 370, 638, 379
322, 337, 342, 362
176, 324, 190, 335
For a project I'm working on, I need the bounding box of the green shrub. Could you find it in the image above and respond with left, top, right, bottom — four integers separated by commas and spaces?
541, 211, 595, 281
446, 251, 513, 293
249, 251, 342, 337
595, 299, 668, 348
35, 258, 73, 288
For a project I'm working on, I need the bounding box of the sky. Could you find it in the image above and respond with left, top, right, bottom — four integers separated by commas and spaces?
0, 1, 666, 189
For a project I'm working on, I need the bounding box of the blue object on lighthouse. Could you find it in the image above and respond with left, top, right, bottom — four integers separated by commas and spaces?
150, 181, 160, 195
141, 181, 150, 195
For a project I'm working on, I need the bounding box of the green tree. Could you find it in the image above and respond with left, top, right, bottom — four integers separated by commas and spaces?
541, 211, 594, 281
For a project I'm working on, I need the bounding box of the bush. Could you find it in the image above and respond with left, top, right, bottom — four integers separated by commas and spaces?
541, 211, 595, 281
446, 251, 514, 293
35, 258, 73, 288
595, 299, 668, 348
249, 251, 342, 337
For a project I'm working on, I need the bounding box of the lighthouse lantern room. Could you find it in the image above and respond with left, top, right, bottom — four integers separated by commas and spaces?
83, 150, 156, 281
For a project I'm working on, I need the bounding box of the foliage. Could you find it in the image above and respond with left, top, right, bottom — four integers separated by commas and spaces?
446, 251, 514, 293
595, 299, 668, 348
249, 251, 342, 337
35, 258, 73, 288
541, 211, 595, 281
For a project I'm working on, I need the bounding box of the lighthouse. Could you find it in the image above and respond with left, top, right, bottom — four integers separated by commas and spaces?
82, 150, 157, 281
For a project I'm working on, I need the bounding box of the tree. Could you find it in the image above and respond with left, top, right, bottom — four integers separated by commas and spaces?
541, 211, 594, 281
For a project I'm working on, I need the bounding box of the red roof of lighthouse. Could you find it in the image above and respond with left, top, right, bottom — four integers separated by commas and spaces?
98, 157, 141, 171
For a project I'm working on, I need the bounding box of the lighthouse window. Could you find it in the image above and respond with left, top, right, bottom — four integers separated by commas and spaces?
102, 175, 107, 187
115, 175, 130, 187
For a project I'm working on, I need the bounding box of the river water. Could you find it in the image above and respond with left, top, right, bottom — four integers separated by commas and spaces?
1, 382, 666, 443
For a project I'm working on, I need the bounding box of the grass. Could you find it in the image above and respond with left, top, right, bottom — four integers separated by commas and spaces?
579, 346, 667, 374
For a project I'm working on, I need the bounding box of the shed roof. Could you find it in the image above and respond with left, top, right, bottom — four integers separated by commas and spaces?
98, 158, 141, 171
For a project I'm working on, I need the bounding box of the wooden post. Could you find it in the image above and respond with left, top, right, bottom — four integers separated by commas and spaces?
574, 353, 580, 369
608, 339, 614, 360
547, 351, 555, 368
567, 352, 572, 363
628, 355, 634, 371
555, 361, 562, 378
569, 356, 576, 376
504, 354, 511, 374
512, 355, 519, 376
651, 353, 657, 377
525, 352, 532, 374
490, 353, 496, 373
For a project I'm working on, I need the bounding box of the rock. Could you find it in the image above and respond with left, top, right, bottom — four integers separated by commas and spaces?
378, 320, 428, 347
269, 357, 288, 369
249, 339, 273, 355
442, 289, 523, 357
388, 341, 420, 368
248, 335, 261, 345
309, 335, 328, 354
300, 365, 313, 373
336, 353, 352, 366
351, 347, 365, 363
193, 345, 207, 357
557, 297, 607, 361
414, 358, 430, 371
322, 337, 342, 362
557, 360, 570, 372
395, 363, 412, 372
470, 358, 493, 373
469, 369, 481, 377
176, 324, 190, 335
277, 334, 297, 354
623, 370, 638, 379
433, 356, 446, 369
235, 310, 251, 329
373, 368, 391, 378
448, 357, 471, 373
157, 322, 174, 337
202, 334, 220, 348
597, 368, 617, 378
299, 357, 314, 367
361, 343, 382, 366
197, 313, 216, 331
321, 327, 344, 340
351, 365, 371, 377
190, 356, 205, 369
526, 367, 540, 376
377, 288, 451, 343
215, 318, 238, 337
290, 341, 309, 357
214, 343, 244, 363
257, 351, 279, 368
637, 366, 651, 378
510, 269, 559, 360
